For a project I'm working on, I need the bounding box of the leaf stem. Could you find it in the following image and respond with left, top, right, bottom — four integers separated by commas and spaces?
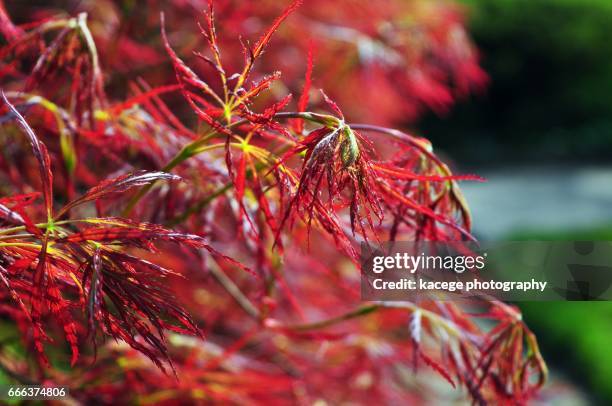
277, 301, 462, 338
208, 259, 260, 319
279, 303, 379, 332
121, 143, 224, 216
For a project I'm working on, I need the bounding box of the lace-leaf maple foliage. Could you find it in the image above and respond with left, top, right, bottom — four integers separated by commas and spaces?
0, 0, 545, 404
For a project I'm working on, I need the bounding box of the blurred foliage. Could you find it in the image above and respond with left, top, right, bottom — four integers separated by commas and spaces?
420, 0, 612, 164
512, 226, 612, 404
521, 302, 612, 404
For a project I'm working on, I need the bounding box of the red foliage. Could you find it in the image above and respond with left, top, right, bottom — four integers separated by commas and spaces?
0, 1, 544, 404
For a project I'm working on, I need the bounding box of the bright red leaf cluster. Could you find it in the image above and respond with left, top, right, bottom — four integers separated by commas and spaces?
0, 1, 544, 404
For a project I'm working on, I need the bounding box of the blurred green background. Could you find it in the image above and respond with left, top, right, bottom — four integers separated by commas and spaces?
418, 1, 612, 404
422, 0, 612, 165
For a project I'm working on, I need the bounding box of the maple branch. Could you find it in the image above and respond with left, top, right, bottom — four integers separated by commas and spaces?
275, 301, 462, 338
209, 257, 260, 319
120, 112, 333, 216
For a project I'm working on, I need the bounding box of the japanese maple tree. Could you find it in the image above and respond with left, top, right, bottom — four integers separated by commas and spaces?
0, 0, 544, 404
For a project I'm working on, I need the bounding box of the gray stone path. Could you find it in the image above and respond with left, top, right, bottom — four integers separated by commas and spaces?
459, 166, 612, 239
